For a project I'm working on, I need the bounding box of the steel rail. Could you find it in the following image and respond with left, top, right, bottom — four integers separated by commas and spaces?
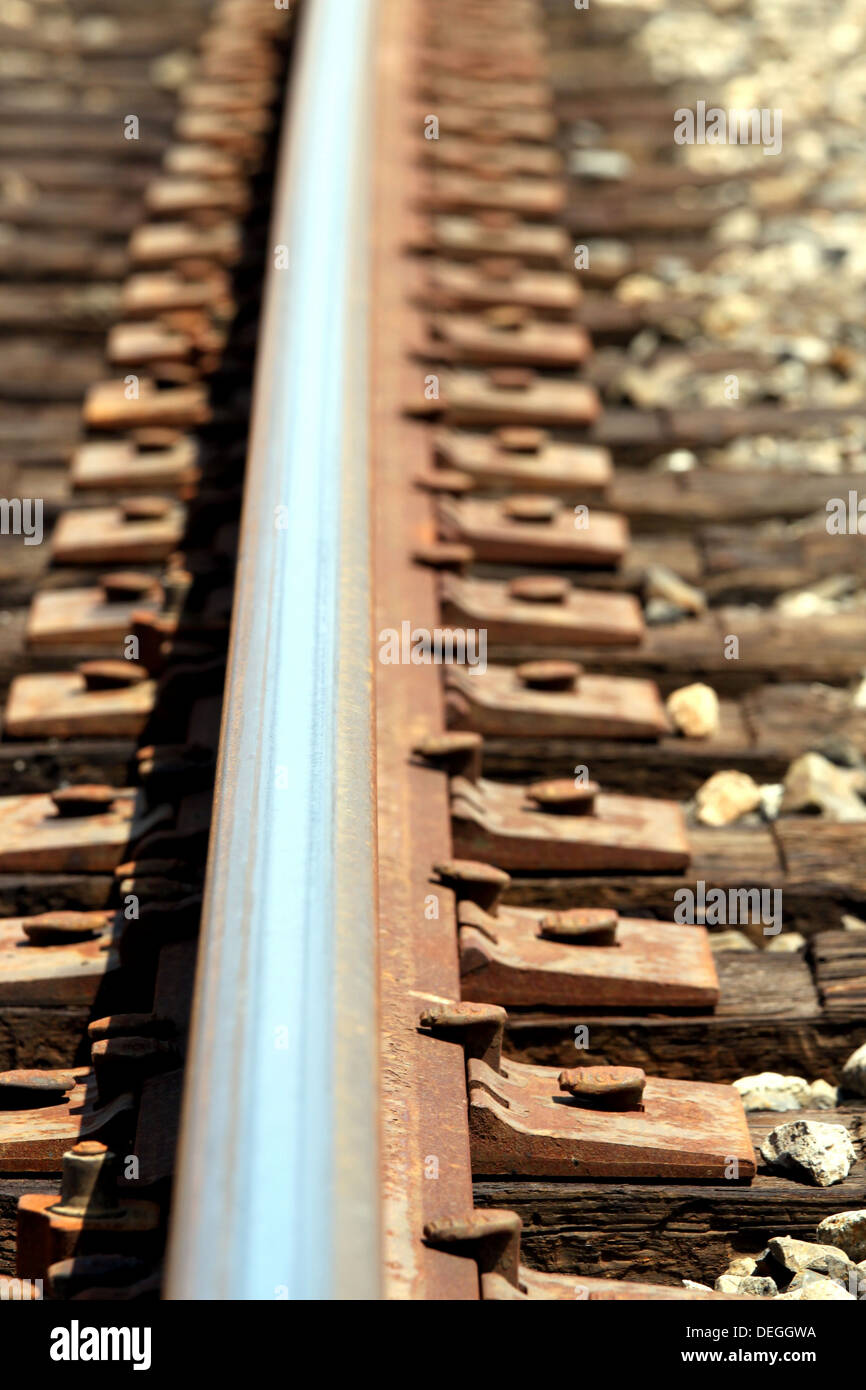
165, 0, 380, 1300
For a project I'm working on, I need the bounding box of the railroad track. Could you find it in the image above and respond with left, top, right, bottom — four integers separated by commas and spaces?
1, 0, 865, 1319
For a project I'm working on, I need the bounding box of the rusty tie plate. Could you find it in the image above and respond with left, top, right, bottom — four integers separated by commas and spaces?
450, 776, 691, 873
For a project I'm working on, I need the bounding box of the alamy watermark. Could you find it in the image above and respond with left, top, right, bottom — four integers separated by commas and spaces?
0, 498, 42, 545
1, 1277, 42, 1299
674, 101, 782, 156
826, 491, 866, 534
674, 880, 782, 935
378, 621, 487, 671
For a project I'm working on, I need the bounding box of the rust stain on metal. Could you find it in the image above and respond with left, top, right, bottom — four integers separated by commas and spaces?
372, 0, 478, 1300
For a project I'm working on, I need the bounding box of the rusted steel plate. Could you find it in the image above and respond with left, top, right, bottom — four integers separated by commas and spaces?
71, 438, 201, 492
4, 673, 156, 739
121, 269, 233, 318
484, 1270, 737, 1300
459, 904, 718, 1007
84, 379, 210, 430
416, 49, 547, 83
467, 1058, 755, 1179
145, 175, 250, 217
440, 574, 644, 646
107, 321, 195, 368
434, 428, 609, 494
444, 664, 669, 739
174, 110, 266, 159
419, 312, 589, 368
372, 0, 478, 1300
413, 213, 569, 268
17, 1187, 161, 1284
417, 172, 566, 219
0, 789, 169, 873
424, 137, 562, 178
51, 502, 184, 565
421, 259, 579, 318
0, 911, 121, 1006
0, 1069, 133, 1173
128, 219, 242, 268
409, 367, 600, 427
416, 75, 552, 111
450, 777, 691, 872
437, 495, 627, 565
27, 585, 161, 650
409, 104, 557, 143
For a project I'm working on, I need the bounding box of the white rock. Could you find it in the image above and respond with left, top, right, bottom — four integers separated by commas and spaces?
765, 932, 806, 952
734, 1073, 838, 1112
615, 273, 666, 306
569, 149, 632, 182
682, 1278, 713, 1292
645, 597, 687, 625
768, 1235, 852, 1284
842, 913, 866, 933
655, 450, 697, 473
709, 930, 757, 952
721, 1253, 761, 1278
781, 752, 866, 822
816, 1210, 866, 1263
696, 770, 763, 826
666, 683, 720, 738
809, 1080, 839, 1109
774, 1276, 854, 1301
759, 783, 785, 820
760, 1119, 856, 1186
644, 564, 707, 615
715, 1273, 777, 1296
734, 1073, 811, 1112
841, 1041, 866, 1097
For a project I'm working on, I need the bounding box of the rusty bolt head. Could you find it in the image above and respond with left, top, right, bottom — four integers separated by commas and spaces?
507, 574, 569, 604
558, 1066, 646, 1111
424, 1208, 521, 1245
49, 1141, 122, 1219
99, 572, 161, 604
516, 659, 582, 692
414, 731, 482, 781
495, 426, 548, 453
22, 910, 112, 944
433, 857, 511, 913
88, 1013, 170, 1042
91, 1036, 179, 1104
415, 731, 481, 757
412, 541, 475, 572
77, 659, 148, 692
483, 304, 530, 333
487, 366, 534, 391
0, 1069, 76, 1101
528, 778, 599, 814
503, 494, 559, 524
538, 908, 619, 944
51, 785, 118, 818
413, 468, 475, 495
